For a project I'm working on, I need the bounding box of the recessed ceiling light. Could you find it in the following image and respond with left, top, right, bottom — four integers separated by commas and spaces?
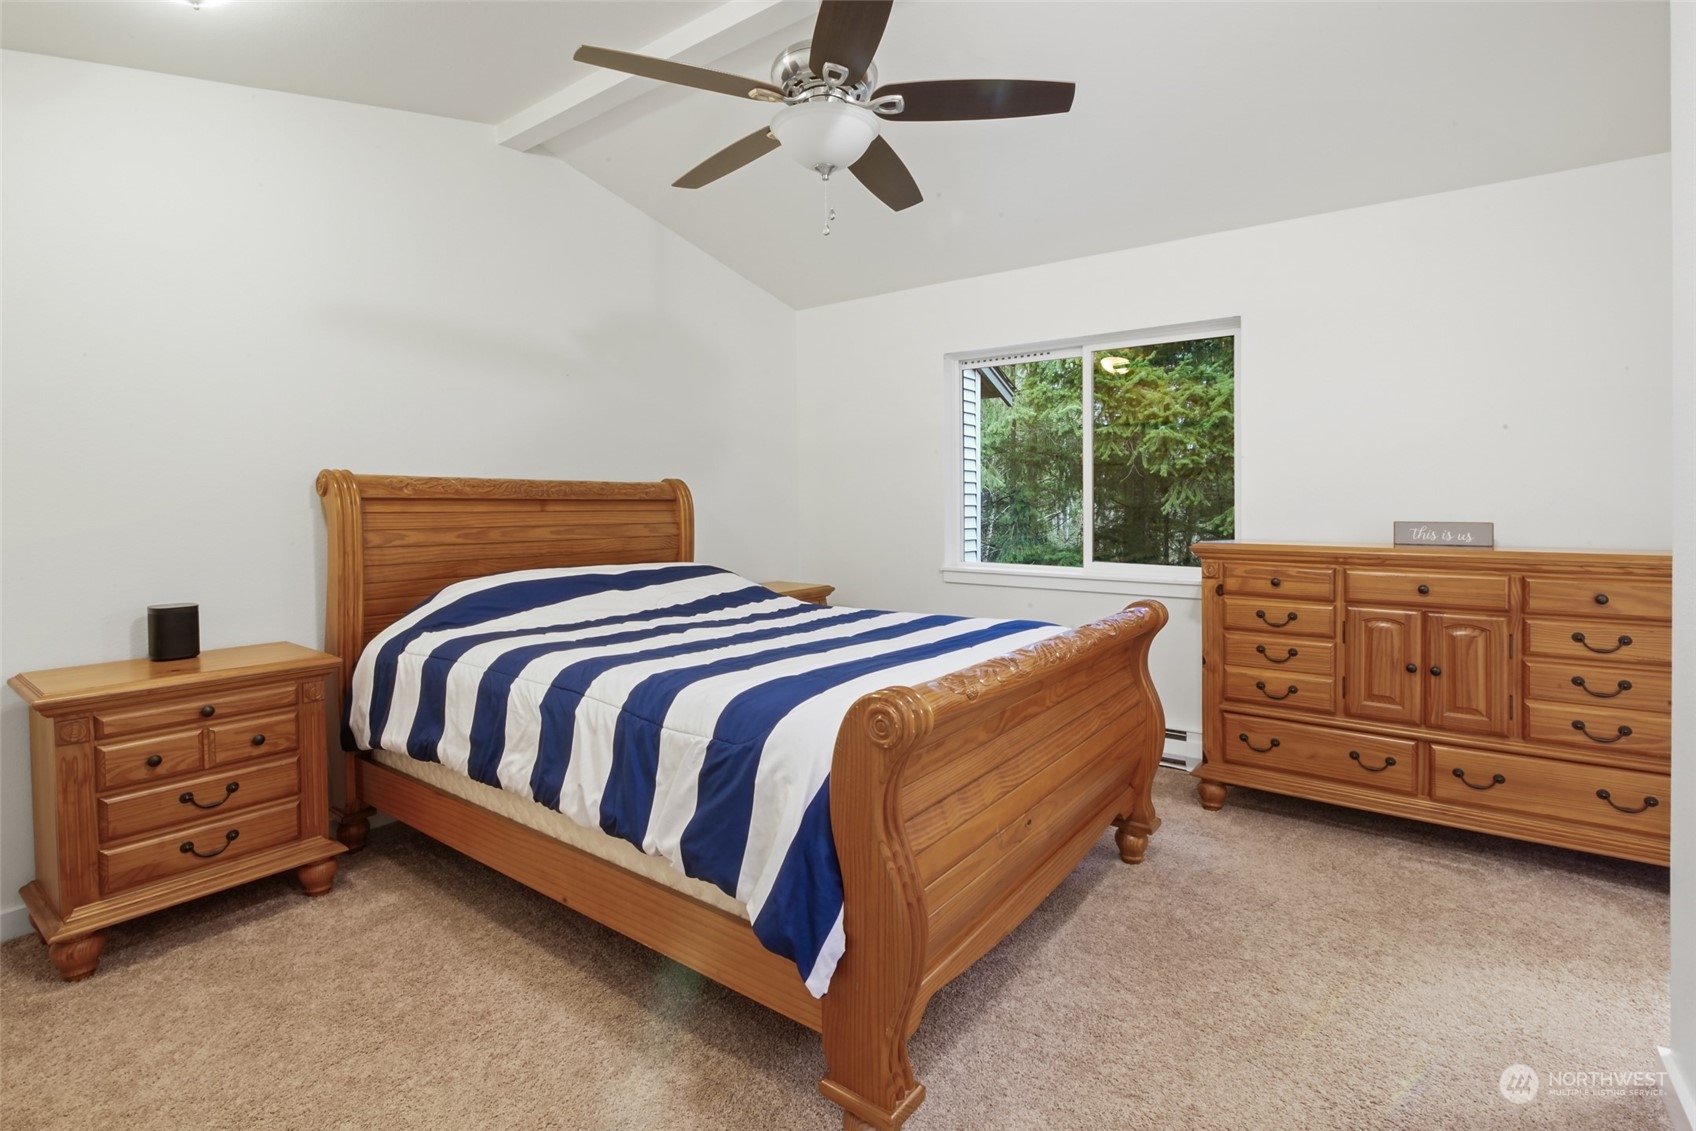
174, 0, 230, 9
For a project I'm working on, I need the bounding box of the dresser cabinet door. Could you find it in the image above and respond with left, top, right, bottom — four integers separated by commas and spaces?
1425, 613, 1512, 737
1345, 608, 1421, 726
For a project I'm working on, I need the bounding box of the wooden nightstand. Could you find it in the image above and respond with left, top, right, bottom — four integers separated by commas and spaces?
762, 580, 835, 605
8, 642, 347, 980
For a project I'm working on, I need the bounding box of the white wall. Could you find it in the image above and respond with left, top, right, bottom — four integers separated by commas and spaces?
0, 52, 800, 939
1665, 1, 1694, 1125
794, 155, 1672, 740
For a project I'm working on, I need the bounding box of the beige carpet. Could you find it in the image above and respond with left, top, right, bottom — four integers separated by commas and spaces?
0, 769, 1671, 1131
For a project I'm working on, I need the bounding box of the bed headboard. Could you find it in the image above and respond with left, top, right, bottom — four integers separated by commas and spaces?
315, 470, 695, 695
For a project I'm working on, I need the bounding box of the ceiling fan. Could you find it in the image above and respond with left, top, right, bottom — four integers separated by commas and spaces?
572, 0, 1075, 213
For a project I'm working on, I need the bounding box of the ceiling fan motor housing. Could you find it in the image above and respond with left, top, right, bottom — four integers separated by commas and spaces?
772, 40, 877, 103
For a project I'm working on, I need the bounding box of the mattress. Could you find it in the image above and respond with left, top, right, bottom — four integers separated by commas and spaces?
350, 562, 1065, 994
370, 745, 746, 917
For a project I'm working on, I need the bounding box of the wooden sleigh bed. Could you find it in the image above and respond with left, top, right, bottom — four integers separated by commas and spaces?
316, 470, 1168, 1130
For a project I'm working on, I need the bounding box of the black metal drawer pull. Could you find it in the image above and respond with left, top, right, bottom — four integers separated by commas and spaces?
146, 754, 163, 768
1571, 675, 1631, 699
1594, 594, 1609, 605
179, 782, 239, 810
1256, 609, 1298, 628
251, 734, 266, 747
1571, 632, 1631, 655
1237, 733, 1280, 753
1572, 720, 1632, 744
180, 829, 239, 859
1429, 666, 1443, 677
1595, 789, 1657, 815
1269, 577, 1281, 588
1349, 750, 1397, 773
200, 705, 216, 718
1453, 767, 1506, 790
1405, 663, 1418, 673
1417, 584, 1430, 595
1256, 645, 1298, 664
1256, 681, 1298, 701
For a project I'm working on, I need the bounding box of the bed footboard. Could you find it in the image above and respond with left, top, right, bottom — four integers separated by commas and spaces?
820, 601, 1167, 1130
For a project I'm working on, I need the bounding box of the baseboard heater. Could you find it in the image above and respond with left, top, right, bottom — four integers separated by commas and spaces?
1160, 727, 1201, 771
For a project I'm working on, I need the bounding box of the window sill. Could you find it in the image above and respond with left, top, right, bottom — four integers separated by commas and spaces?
940, 564, 1203, 601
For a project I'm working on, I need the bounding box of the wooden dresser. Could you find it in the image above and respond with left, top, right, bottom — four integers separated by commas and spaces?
1193, 543, 1671, 864
9, 643, 347, 979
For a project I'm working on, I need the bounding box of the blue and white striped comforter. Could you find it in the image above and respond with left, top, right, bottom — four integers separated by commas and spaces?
348, 563, 1064, 996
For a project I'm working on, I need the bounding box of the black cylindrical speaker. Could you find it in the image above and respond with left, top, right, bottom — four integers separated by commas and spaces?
147, 603, 199, 662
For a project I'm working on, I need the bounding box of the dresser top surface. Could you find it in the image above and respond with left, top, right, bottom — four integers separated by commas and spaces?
8, 642, 339, 710
1192, 541, 1671, 573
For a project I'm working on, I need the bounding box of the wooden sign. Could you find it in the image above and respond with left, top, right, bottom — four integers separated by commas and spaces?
1394, 521, 1494, 548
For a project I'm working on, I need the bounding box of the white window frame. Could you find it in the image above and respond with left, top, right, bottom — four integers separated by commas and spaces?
945, 318, 1241, 601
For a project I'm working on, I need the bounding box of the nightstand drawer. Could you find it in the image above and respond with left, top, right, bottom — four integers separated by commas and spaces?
96, 728, 204, 790
99, 799, 301, 896
95, 681, 299, 739
99, 757, 301, 843
208, 709, 299, 765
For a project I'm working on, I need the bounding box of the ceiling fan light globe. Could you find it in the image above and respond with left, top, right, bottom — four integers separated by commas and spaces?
770, 101, 881, 174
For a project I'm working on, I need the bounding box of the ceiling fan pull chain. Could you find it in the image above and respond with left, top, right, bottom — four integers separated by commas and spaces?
822, 172, 836, 236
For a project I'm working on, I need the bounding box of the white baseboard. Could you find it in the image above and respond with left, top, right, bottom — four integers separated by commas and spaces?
1, 902, 34, 943
1663, 1047, 1695, 1131
1160, 727, 1202, 771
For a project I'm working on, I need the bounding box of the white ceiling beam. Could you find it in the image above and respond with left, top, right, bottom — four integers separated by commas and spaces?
496, 0, 808, 152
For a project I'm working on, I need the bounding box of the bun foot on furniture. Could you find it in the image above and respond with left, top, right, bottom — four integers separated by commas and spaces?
336, 808, 372, 853
1114, 824, 1150, 865
47, 932, 106, 982
1197, 779, 1228, 810
296, 857, 339, 897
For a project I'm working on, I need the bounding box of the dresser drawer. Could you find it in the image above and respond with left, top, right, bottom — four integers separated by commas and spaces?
1524, 618, 1672, 666
1523, 576, 1670, 621
207, 709, 299, 766
1222, 564, 1335, 601
94, 681, 299, 739
99, 757, 301, 843
96, 728, 203, 791
1222, 667, 1336, 714
1222, 598, 1335, 639
99, 799, 302, 896
1523, 661, 1672, 714
1222, 713, 1417, 793
1344, 569, 1509, 610
1524, 701, 1671, 758
1430, 745, 1669, 839
1222, 636, 1335, 676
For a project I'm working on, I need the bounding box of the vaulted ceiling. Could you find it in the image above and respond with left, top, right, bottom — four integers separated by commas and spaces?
1, 0, 1672, 308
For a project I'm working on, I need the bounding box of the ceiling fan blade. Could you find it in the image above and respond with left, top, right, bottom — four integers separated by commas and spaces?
673, 128, 781, 189
574, 45, 782, 101
809, 0, 894, 88
873, 79, 1076, 121
849, 136, 922, 212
